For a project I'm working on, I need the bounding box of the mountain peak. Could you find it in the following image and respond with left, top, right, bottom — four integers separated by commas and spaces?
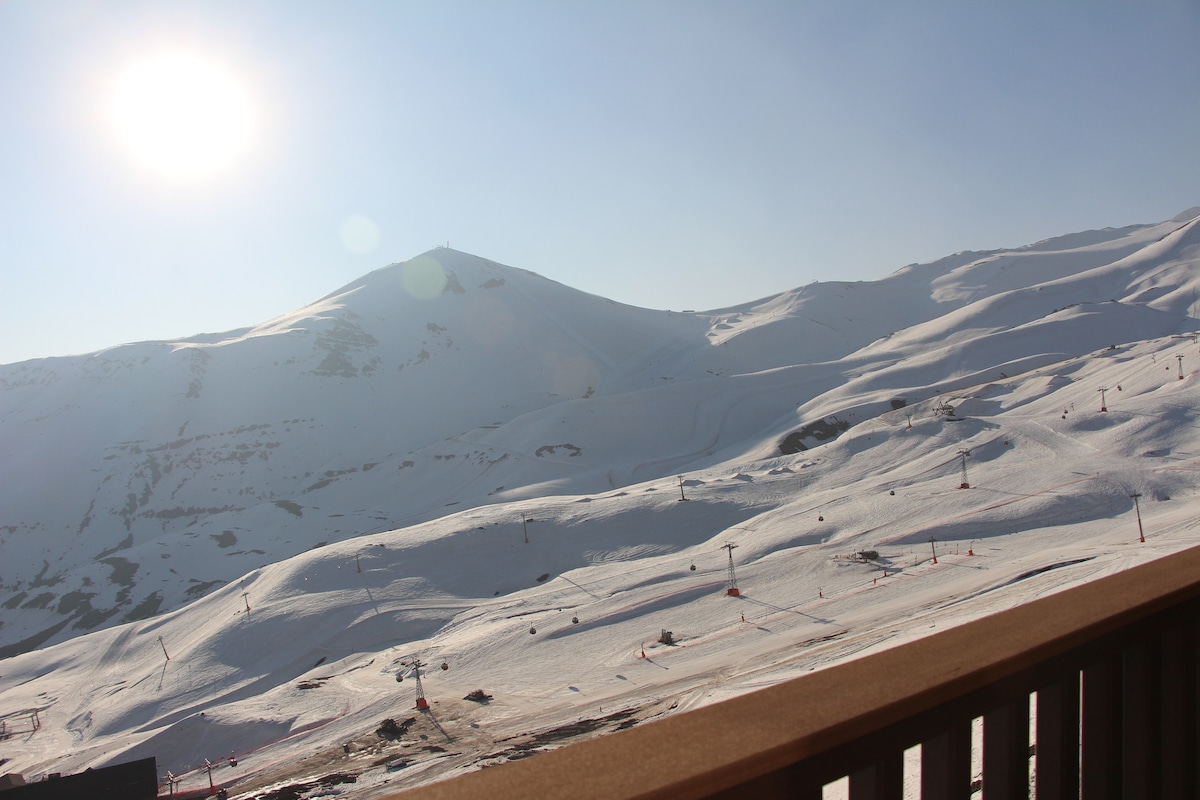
5, 211, 1200, 790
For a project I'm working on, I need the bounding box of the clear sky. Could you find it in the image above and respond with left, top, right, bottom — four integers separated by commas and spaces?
2, 0, 1198, 365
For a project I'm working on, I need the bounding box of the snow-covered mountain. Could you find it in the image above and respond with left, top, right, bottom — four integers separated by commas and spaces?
2, 208, 1200, 796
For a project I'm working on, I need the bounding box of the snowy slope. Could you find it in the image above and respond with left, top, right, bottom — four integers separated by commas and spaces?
1, 210, 1200, 796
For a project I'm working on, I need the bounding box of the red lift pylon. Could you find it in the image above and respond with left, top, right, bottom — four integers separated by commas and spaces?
398, 657, 431, 710
722, 543, 740, 596
957, 449, 971, 489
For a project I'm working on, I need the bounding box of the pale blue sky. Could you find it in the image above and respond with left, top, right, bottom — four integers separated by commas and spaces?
2, 0, 1198, 364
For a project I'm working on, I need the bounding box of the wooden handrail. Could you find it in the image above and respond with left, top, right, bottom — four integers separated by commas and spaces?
389, 545, 1200, 799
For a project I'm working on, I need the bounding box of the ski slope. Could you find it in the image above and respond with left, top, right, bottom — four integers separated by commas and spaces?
2, 209, 1200, 796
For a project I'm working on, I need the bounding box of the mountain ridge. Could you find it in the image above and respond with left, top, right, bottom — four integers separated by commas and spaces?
1, 212, 1197, 661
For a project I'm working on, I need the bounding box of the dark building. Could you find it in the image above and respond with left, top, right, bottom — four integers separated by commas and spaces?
0, 757, 157, 799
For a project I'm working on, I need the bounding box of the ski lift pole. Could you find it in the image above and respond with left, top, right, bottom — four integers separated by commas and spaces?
403, 657, 430, 710
722, 542, 740, 596
414, 668, 427, 709
1131, 492, 1145, 543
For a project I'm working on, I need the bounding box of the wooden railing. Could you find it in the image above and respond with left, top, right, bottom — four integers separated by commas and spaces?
393, 545, 1200, 799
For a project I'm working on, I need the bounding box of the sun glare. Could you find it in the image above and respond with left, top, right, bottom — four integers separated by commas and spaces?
109, 51, 255, 183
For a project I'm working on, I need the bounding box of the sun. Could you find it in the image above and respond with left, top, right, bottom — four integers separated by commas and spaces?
109, 51, 255, 183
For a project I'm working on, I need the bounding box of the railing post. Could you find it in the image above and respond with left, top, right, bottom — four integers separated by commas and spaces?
1160, 614, 1197, 796
921, 720, 971, 800
849, 749, 903, 800
983, 697, 1029, 800
1122, 636, 1162, 798
1036, 674, 1080, 800
1082, 654, 1122, 797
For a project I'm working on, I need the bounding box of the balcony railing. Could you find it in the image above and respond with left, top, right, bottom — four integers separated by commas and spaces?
391, 544, 1200, 799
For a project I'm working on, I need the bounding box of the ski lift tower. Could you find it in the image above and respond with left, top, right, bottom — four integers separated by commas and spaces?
1131, 492, 1145, 543
399, 657, 430, 711
722, 543, 740, 597
957, 449, 971, 489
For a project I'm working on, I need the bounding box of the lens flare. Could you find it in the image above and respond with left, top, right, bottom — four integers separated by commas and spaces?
549, 353, 601, 399
401, 256, 448, 299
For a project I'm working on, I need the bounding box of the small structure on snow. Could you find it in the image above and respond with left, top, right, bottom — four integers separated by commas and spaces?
934, 402, 960, 419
